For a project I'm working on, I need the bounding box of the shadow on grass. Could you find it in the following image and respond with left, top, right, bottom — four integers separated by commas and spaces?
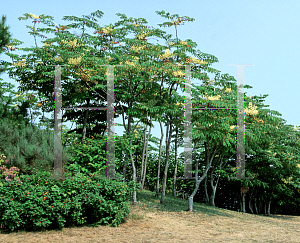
129, 189, 237, 218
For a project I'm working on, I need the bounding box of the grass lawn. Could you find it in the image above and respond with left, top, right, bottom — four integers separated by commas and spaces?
1, 189, 300, 242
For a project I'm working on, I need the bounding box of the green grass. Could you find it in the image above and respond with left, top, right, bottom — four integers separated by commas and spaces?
129, 189, 237, 218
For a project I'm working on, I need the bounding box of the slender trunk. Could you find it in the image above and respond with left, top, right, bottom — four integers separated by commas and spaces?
127, 115, 137, 206
129, 138, 137, 205
259, 201, 262, 214
139, 123, 148, 185
209, 169, 216, 207
209, 166, 222, 207
188, 140, 221, 212
248, 190, 254, 214
249, 198, 253, 214
81, 98, 90, 145
122, 153, 128, 182
240, 198, 242, 213
267, 199, 271, 216
142, 117, 152, 189
173, 126, 178, 197
156, 120, 164, 197
204, 175, 209, 205
264, 201, 267, 215
254, 199, 258, 214
122, 109, 138, 205
160, 120, 173, 204
242, 193, 246, 213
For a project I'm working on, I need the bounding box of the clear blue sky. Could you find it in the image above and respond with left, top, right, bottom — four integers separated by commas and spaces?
1, 0, 299, 160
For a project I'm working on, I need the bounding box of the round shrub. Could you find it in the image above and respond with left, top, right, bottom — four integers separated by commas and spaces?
0, 170, 132, 232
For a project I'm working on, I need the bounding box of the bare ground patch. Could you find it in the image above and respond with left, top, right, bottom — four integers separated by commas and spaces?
1, 201, 300, 242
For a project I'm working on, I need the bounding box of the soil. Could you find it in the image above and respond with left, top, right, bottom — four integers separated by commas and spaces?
1, 200, 300, 242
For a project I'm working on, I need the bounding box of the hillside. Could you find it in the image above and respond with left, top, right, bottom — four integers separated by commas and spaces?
1, 189, 300, 242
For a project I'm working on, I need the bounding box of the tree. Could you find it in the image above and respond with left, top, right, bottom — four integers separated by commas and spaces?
0, 83, 72, 177
0, 10, 206, 205
2, 10, 299, 216
0, 15, 13, 75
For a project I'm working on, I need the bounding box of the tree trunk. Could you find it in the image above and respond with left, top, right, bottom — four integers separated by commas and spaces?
173, 126, 178, 197
204, 175, 209, 205
254, 200, 258, 214
160, 120, 173, 204
142, 117, 152, 189
241, 193, 246, 213
267, 199, 271, 216
155, 120, 164, 197
259, 201, 263, 214
139, 123, 148, 186
123, 152, 128, 182
209, 170, 217, 207
129, 139, 137, 205
188, 140, 221, 212
122, 110, 138, 205
81, 98, 90, 145
208, 165, 222, 207
240, 199, 242, 213
249, 198, 253, 214
248, 189, 254, 214
264, 201, 267, 215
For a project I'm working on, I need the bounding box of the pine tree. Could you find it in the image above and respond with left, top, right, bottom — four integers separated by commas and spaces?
0, 15, 13, 75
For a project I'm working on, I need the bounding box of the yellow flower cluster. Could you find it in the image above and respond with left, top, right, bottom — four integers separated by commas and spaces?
220, 87, 232, 93
54, 55, 64, 62
74, 66, 98, 84
168, 40, 188, 46
61, 38, 82, 48
41, 42, 50, 48
30, 13, 39, 19
130, 45, 146, 52
173, 70, 185, 77
120, 56, 139, 67
229, 125, 236, 131
4, 44, 16, 50
245, 102, 259, 116
12, 59, 27, 67
102, 26, 113, 34
180, 40, 188, 45
188, 57, 207, 65
175, 102, 185, 107
281, 176, 293, 184
106, 56, 113, 62
159, 49, 173, 59
293, 126, 300, 131
204, 93, 221, 101
172, 20, 181, 25
68, 57, 82, 65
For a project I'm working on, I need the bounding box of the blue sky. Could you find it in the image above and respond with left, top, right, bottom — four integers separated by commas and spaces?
1, 0, 299, 160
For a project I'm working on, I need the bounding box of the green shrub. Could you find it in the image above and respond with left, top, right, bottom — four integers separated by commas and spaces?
0, 170, 132, 232
64, 132, 108, 176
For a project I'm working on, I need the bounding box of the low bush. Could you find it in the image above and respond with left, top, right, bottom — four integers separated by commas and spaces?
0, 170, 133, 232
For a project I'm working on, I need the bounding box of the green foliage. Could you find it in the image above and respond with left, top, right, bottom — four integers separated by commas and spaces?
0, 15, 13, 75
0, 9, 299, 219
0, 116, 72, 177
0, 81, 33, 126
0, 170, 132, 232
0, 15, 12, 48
63, 132, 108, 176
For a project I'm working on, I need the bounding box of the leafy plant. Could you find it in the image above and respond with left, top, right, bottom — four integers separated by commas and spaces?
0, 170, 132, 232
